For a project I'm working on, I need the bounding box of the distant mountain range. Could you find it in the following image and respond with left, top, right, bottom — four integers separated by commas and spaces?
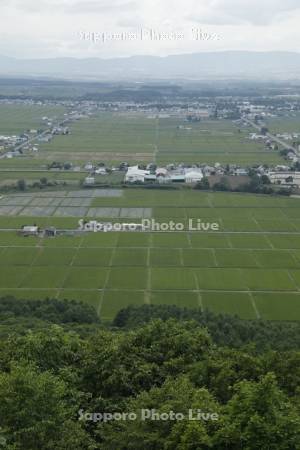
1, 51, 300, 80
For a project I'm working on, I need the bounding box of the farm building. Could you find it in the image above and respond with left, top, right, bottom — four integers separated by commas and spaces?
125, 166, 150, 183
84, 176, 95, 185
144, 174, 157, 182
184, 170, 203, 184
95, 167, 107, 175
234, 168, 248, 176
156, 168, 168, 177
125, 165, 204, 184
44, 227, 57, 237
85, 163, 94, 171
170, 174, 186, 183
20, 225, 39, 236
268, 171, 300, 186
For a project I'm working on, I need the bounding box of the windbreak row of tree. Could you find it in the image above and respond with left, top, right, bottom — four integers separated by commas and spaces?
113, 304, 300, 352
0, 297, 299, 449
1, 297, 300, 351
195, 175, 292, 196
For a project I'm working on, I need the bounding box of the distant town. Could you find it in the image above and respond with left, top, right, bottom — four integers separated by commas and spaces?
1, 96, 300, 193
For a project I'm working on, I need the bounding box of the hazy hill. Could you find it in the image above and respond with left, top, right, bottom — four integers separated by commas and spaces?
1, 51, 300, 80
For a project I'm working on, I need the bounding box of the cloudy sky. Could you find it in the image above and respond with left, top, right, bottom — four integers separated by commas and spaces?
1, 0, 300, 58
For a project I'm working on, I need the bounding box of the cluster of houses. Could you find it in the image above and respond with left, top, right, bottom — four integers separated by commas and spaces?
274, 132, 300, 141
83, 161, 250, 186
3, 98, 300, 192
0, 134, 27, 151
0, 132, 40, 158
19, 225, 57, 237
125, 165, 204, 184
267, 170, 300, 187
37, 125, 70, 144
0, 98, 96, 158
249, 133, 271, 142
83, 162, 110, 174
123, 163, 250, 185
120, 163, 300, 188
82, 162, 300, 188
238, 100, 300, 117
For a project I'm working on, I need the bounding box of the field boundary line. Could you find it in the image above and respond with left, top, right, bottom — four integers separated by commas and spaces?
248, 292, 261, 319
2, 286, 300, 295
179, 248, 184, 266
286, 270, 300, 292
193, 271, 204, 312
212, 249, 218, 267
145, 246, 151, 305
288, 220, 299, 233
16, 240, 45, 289
264, 235, 275, 249
56, 235, 84, 299
251, 251, 262, 268
186, 231, 192, 248
5, 243, 300, 251
251, 213, 263, 232
207, 195, 213, 208
5, 230, 300, 235
289, 251, 300, 269
144, 234, 154, 304
226, 235, 233, 248
96, 291, 104, 317
98, 234, 120, 315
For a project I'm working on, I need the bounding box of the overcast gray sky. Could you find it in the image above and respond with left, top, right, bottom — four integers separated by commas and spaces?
1, 0, 300, 58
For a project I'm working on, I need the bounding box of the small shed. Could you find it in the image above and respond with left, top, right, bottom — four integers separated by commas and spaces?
84, 177, 95, 186
44, 227, 57, 237
185, 171, 203, 184
20, 225, 39, 236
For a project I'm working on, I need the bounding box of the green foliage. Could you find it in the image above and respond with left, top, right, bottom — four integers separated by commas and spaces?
81, 320, 211, 404
215, 373, 300, 450
0, 364, 93, 450
0, 296, 99, 325
40, 177, 48, 185
194, 177, 210, 190
99, 377, 220, 450
113, 304, 300, 352
261, 174, 271, 184
0, 296, 101, 339
0, 326, 84, 373
213, 176, 231, 191
16, 179, 26, 191
0, 302, 299, 449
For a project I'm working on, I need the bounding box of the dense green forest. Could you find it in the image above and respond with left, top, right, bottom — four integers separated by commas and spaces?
0, 296, 299, 449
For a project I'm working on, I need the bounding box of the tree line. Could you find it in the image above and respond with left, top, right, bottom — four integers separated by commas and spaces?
0, 297, 299, 449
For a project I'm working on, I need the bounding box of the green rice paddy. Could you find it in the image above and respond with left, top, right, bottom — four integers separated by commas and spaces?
0, 103, 65, 135
0, 189, 299, 321
38, 113, 282, 165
